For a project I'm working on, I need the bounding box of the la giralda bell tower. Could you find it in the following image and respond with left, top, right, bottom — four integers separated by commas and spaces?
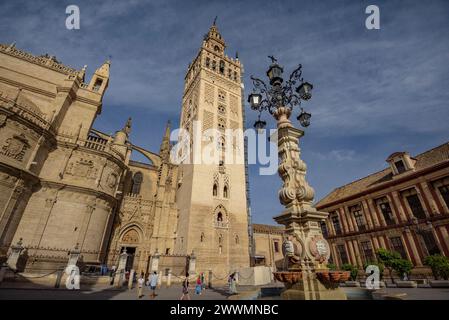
174, 21, 250, 277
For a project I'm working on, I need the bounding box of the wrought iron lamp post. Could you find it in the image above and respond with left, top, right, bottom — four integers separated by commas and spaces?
248, 56, 313, 130
248, 57, 346, 300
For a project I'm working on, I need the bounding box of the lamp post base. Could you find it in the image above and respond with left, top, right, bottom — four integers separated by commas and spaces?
281, 275, 347, 300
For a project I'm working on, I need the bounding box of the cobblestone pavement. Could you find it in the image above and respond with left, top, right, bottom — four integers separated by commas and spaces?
1, 285, 449, 300
371, 287, 449, 300
0, 285, 233, 300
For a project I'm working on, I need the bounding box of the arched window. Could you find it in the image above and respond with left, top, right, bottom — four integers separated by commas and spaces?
217, 212, 223, 222
212, 60, 216, 71
205, 57, 210, 68
200, 232, 205, 242
217, 136, 226, 151
223, 185, 229, 198
218, 104, 226, 115
235, 235, 239, 244
213, 183, 218, 197
218, 117, 226, 130
131, 172, 143, 194
219, 60, 225, 74
93, 78, 103, 91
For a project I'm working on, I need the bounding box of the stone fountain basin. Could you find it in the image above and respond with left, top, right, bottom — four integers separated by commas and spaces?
273, 271, 351, 284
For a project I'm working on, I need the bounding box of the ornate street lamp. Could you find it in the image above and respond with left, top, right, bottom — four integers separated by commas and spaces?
296, 81, 313, 100
248, 92, 262, 110
253, 113, 267, 133
248, 57, 343, 300
249, 56, 313, 128
297, 108, 311, 127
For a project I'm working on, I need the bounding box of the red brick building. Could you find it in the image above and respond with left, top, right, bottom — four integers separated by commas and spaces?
316, 142, 449, 272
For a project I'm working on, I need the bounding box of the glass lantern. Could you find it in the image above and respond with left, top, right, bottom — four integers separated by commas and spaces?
266, 63, 284, 85
296, 82, 313, 100
297, 108, 311, 127
254, 119, 267, 133
248, 93, 262, 110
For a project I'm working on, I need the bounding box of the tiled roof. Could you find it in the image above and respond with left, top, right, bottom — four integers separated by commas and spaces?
316, 142, 449, 208
252, 223, 285, 234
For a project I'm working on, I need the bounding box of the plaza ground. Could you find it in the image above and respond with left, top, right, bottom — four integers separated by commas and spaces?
0, 283, 449, 300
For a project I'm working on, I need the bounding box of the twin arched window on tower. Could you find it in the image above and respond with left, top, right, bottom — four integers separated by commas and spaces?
212, 182, 229, 199
131, 172, 143, 194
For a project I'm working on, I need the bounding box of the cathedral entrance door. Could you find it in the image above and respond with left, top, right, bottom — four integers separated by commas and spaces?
121, 246, 136, 271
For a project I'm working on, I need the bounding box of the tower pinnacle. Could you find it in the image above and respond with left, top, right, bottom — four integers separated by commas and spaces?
160, 120, 171, 160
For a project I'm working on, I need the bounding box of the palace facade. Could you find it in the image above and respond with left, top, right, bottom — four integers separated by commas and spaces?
0, 22, 251, 278
316, 143, 449, 272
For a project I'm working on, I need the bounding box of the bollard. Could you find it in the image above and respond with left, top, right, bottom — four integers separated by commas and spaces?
158, 271, 162, 288
115, 270, 125, 288
0, 264, 8, 283
54, 268, 64, 288
166, 269, 172, 288
208, 269, 213, 289
128, 269, 135, 290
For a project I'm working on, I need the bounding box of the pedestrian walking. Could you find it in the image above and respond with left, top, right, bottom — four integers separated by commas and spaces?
149, 271, 158, 298
201, 272, 206, 291
180, 272, 190, 300
195, 275, 202, 295
228, 272, 237, 294
137, 272, 145, 299
109, 265, 116, 285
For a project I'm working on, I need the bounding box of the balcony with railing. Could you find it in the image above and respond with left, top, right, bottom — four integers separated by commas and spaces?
83, 135, 108, 152
0, 92, 55, 134
214, 221, 229, 229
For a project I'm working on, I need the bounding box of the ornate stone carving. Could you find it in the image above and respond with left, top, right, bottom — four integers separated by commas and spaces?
13, 179, 27, 196
106, 172, 118, 188
229, 94, 238, 118
65, 158, 98, 179
0, 113, 7, 127
122, 229, 140, 244
308, 234, 330, 263
276, 108, 315, 208
0, 133, 30, 162
281, 234, 305, 270
204, 83, 214, 105
274, 106, 330, 272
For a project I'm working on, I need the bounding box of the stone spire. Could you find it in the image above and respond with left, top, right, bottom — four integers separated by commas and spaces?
160, 120, 171, 160
95, 59, 110, 78
88, 59, 110, 95
123, 117, 132, 136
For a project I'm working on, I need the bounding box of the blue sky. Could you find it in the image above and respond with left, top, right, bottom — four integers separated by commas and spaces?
1, 0, 448, 224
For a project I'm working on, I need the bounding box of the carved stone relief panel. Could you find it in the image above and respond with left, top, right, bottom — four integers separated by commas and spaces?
0, 133, 30, 162
65, 157, 98, 180
204, 83, 214, 106
122, 229, 139, 244
229, 94, 239, 119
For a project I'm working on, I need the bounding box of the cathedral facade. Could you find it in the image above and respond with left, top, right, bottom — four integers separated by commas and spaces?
0, 23, 251, 278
